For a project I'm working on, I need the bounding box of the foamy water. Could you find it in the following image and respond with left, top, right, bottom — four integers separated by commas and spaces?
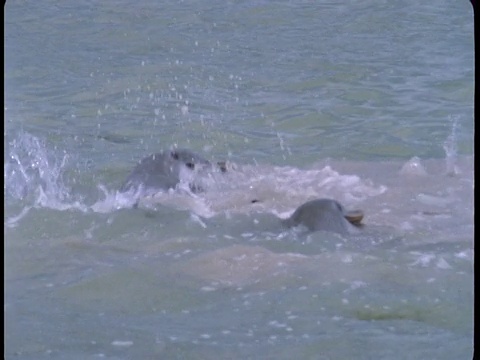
4, 142, 474, 359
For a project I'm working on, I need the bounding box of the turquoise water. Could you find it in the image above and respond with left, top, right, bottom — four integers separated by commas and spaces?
5, 1, 474, 359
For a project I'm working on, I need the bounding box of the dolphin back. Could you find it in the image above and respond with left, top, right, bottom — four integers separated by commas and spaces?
282, 198, 363, 234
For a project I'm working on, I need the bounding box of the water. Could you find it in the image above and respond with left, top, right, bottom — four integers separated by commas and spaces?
4, 1, 474, 359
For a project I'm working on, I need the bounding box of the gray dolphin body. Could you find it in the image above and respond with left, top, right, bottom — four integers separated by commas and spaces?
282, 198, 364, 234
120, 149, 225, 197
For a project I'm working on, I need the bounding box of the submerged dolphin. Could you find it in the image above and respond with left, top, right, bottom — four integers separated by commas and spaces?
119, 148, 226, 197
282, 198, 364, 234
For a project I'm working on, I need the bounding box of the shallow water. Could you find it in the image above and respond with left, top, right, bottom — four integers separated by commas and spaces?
4, 1, 474, 359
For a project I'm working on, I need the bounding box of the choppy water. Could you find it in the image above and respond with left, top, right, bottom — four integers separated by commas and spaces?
4, 1, 474, 359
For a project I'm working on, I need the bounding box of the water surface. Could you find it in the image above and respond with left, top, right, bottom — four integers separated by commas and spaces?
4, 1, 474, 359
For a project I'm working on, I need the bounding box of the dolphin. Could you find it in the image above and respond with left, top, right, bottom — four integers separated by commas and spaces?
119, 148, 226, 197
282, 198, 364, 234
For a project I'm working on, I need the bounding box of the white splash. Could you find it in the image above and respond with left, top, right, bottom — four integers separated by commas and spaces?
399, 156, 428, 176
443, 116, 460, 176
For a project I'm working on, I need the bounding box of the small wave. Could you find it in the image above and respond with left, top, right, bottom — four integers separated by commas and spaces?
5, 206, 33, 228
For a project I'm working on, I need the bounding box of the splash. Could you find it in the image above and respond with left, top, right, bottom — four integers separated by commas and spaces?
443, 116, 460, 176
90, 185, 140, 213
4, 132, 88, 226
4, 132, 67, 202
138, 163, 387, 220
4, 133, 389, 229
399, 156, 428, 177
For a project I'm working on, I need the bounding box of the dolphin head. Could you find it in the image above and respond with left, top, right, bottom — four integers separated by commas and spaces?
119, 148, 227, 197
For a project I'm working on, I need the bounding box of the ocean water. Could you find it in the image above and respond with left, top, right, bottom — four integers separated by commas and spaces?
4, 1, 474, 359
